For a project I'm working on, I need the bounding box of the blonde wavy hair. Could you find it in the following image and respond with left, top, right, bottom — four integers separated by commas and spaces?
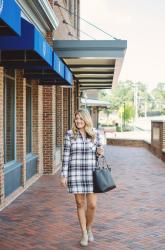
72, 109, 96, 141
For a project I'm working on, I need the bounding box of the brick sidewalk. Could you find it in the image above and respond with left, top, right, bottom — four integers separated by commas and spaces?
0, 146, 165, 250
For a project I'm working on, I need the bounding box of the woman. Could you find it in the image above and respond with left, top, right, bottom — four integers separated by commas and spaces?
60, 109, 104, 247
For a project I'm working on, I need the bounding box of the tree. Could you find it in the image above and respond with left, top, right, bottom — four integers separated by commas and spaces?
99, 80, 154, 117
119, 102, 135, 127
151, 82, 165, 114
99, 80, 134, 111
99, 80, 165, 129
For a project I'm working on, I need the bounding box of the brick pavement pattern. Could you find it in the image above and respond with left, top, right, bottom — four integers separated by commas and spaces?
0, 146, 165, 250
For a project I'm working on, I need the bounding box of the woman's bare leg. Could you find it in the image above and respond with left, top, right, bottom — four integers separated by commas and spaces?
74, 194, 86, 233
86, 193, 97, 230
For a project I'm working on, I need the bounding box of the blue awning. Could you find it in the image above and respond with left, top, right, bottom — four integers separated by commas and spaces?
64, 67, 73, 85
53, 52, 65, 78
0, 18, 73, 86
24, 52, 73, 85
0, 18, 53, 68
0, 0, 21, 36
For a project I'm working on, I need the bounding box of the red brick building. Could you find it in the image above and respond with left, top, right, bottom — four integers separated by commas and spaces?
0, 0, 127, 210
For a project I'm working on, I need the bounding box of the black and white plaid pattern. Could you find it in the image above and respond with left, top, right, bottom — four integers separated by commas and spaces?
61, 130, 103, 194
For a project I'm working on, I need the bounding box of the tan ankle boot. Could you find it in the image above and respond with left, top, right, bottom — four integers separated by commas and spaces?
87, 228, 94, 242
80, 230, 88, 247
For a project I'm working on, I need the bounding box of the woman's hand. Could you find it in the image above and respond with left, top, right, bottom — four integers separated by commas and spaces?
60, 176, 67, 188
97, 146, 104, 156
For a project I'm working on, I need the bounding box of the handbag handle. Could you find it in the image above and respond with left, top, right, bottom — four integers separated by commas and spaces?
96, 155, 111, 170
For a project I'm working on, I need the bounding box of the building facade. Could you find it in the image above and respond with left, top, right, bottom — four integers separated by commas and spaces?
0, 0, 127, 210
0, 0, 80, 210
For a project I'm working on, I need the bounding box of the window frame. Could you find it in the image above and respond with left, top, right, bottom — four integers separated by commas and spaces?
4, 70, 16, 166
26, 81, 33, 156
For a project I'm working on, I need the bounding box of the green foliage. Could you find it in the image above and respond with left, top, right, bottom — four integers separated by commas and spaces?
119, 102, 135, 124
99, 81, 165, 122
123, 103, 135, 123
151, 82, 165, 112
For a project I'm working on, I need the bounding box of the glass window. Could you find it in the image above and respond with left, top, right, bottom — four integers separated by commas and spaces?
4, 71, 15, 163
26, 82, 32, 154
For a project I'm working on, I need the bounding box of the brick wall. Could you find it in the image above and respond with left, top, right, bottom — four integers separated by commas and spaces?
63, 87, 69, 135
77, 0, 80, 38
73, 81, 78, 113
68, 88, 73, 128
107, 138, 146, 147
52, 86, 56, 170
43, 86, 56, 174
151, 122, 161, 149
6, 87, 13, 160
72, 83, 75, 120
44, 0, 79, 167
0, 67, 4, 205
16, 70, 26, 187
56, 86, 63, 146
46, 31, 53, 45
163, 122, 165, 149
53, 0, 80, 40
150, 121, 165, 161
32, 81, 43, 175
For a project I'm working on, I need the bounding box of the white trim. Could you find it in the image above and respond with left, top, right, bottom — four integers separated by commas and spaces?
26, 81, 33, 154
16, 0, 59, 35
38, 0, 59, 28
3, 70, 16, 164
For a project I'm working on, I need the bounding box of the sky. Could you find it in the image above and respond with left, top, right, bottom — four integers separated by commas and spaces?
80, 0, 165, 91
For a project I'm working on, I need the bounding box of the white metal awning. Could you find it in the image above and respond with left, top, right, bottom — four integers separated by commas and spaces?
81, 98, 110, 107
53, 40, 127, 90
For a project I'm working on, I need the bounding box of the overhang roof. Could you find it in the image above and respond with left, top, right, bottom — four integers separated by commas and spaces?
53, 40, 127, 90
81, 98, 110, 107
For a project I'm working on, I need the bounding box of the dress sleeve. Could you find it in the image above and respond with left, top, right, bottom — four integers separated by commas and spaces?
61, 132, 71, 178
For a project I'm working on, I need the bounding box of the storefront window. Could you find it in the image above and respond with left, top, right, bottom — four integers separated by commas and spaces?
26, 82, 32, 154
4, 71, 15, 163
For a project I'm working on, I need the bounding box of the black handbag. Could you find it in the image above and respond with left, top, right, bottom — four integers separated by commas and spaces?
93, 156, 116, 193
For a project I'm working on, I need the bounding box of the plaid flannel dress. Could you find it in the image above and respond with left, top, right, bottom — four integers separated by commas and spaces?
61, 130, 103, 194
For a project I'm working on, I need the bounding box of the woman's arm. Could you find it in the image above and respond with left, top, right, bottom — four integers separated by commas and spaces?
61, 132, 71, 178
96, 131, 104, 156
